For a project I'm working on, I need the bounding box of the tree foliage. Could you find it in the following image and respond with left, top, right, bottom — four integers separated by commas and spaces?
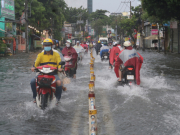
65, 6, 89, 32
89, 10, 109, 21
15, 0, 67, 40
15, 0, 48, 30
90, 10, 109, 36
65, 6, 89, 23
42, 0, 66, 40
142, 0, 180, 21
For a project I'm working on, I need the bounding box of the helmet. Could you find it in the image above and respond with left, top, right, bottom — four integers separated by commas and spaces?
113, 42, 117, 46
43, 38, 53, 46
124, 41, 131, 47
98, 41, 100, 43
76, 41, 80, 43
66, 40, 71, 43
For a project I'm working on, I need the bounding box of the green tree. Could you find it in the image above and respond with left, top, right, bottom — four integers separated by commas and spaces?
142, 0, 180, 21
65, 6, 89, 32
90, 10, 109, 36
65, 6, 89, 23
91, 19, 104, 36
41, 0, 67, 40
15, 0, 48, 30
90, 9, 109, 21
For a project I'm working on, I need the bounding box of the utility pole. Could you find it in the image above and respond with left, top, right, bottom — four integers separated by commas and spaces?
25, 0, 29, 53
115, 19, 117, 40
121, 1, 131, 19
130, 1, 131, 19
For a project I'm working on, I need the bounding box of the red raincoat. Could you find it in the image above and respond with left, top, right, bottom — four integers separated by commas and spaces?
81, 44, 88, 52
62, 46, 78, 69
109, 45, 122, 65
114, 46, 143, 85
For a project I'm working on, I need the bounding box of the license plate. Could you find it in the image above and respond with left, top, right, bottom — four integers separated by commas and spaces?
127, 75, 134, 80
104, 56, 108, 59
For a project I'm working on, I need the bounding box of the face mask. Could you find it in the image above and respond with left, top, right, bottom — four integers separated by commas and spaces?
52, 45, 56, 49
66, 43, 70, 47
44, 46, 51, 51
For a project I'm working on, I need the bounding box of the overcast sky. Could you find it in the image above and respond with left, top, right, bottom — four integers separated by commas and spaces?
64, 0, 141, 14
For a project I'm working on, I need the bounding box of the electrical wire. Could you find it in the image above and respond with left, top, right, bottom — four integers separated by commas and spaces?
121, 0, 126, 12
115, 1, 122, 13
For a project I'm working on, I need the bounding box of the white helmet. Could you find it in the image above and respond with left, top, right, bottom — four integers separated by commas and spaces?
124, 41, 131, 47
113, 42, 117, 46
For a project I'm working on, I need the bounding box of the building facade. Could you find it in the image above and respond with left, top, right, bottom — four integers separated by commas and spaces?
87, 0, 93, 13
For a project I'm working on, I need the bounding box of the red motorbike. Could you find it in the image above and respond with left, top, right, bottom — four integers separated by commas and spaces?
64, 55, 76, 78
35, 62, 65, 110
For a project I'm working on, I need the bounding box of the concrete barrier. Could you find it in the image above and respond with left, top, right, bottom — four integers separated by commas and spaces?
89, 48, 97, 135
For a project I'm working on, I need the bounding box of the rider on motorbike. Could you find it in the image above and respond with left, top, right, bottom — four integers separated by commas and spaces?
114, 41, 143, 85
54, 40, 63, 51
73, 41, 84, 61
100, 42, 109, 60
30, 38, 63, 104
95, 41, 102, 55
109, 41, 123, 66
62, 40, 78, 79
108, 42, 114, 69
52, 40, 65, 62
81, 41, 88, 53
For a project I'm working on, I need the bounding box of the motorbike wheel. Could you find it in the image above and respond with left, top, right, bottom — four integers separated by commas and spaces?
40, 94, 49, 110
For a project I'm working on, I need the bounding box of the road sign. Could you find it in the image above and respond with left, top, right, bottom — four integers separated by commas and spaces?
77, 20, 84, 24
91, 29, 94, 36
64, 24, 71, 27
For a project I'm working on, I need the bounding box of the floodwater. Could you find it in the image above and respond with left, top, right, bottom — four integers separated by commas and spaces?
0, 49, 180, 135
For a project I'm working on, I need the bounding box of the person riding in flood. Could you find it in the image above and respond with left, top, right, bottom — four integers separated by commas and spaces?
62, 40, 78, 79
54, 40, 63, 52
100, 42, 109, 60
114, 41, 143, 85
30, 38, 63, 105
81, 41, 88, 53
109, 41, 123, 67
95, 41, 102, 55
73, 41, 84, 61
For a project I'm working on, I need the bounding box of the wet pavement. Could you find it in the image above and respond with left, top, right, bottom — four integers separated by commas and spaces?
0, 50, 180, 135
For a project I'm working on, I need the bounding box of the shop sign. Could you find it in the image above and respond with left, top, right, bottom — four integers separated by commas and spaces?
151, 29, 158, 35
1, 0, 15, 20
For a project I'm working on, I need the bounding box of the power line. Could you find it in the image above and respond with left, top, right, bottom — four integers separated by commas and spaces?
123, 3, 128, 12
115, 1, 122, 13
121, 0, 126, 12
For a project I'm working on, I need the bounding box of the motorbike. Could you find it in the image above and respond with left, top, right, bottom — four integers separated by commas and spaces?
77, 52, 83, 62
120, 65, 136, 86
64, 56, 75, 78
35, 61, 65, 110
83, 46, 88, 54
101, 52, 109, 61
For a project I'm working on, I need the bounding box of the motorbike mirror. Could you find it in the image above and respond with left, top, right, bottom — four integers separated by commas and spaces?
59, 61, 65, 65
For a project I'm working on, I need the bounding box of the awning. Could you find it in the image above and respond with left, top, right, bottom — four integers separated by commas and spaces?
0, 28, 6, 33
145, 35, 158, 40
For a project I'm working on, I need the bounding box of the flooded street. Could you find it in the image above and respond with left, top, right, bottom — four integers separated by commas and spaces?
1, 50, 180, 135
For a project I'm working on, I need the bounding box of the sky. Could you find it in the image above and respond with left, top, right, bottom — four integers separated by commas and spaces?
64, 0, 141, 14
